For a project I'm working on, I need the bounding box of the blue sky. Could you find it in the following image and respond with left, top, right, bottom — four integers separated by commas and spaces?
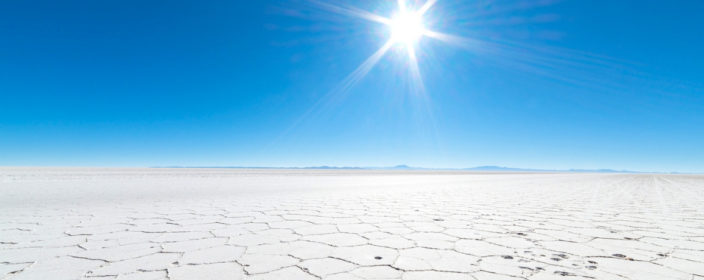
1, 0, 702, 172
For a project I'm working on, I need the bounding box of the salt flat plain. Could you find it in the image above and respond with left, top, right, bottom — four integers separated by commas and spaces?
1, 168, 703, 280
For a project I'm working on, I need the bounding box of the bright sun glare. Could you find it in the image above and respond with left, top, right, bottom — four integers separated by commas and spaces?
312, 0, 445, 96
390, 11, 425, 45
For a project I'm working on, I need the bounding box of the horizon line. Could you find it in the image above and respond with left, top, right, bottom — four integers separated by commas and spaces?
0, 165, 696, 174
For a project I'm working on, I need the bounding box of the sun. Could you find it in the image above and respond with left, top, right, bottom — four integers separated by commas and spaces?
305, 0, 444, 97
389, 10, 426, 45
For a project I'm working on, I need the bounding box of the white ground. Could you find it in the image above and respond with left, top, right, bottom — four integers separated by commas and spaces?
1, 168, 703, 280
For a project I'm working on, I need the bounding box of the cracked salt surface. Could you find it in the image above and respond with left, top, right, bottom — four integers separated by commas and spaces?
1, 168, 704, 280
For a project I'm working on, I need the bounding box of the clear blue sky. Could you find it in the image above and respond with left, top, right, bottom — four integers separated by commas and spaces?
1, 0, 702, 172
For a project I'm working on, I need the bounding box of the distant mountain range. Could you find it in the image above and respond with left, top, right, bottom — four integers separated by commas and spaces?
301, 165, 642, 173
464, 166, 639, 173
155, 165, 647, 173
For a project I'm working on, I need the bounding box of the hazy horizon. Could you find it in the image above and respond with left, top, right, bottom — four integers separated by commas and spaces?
0, 164, 692, 174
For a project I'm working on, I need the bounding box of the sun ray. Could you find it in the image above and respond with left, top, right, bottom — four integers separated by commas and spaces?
418, 0, 438, 15
335, 40, 395, 99
422, 29, 646, 93
310, 0, 391, 25
406, 44, 425, 95
404, 42, 439, 151
275, 40, 394, 142
422, 29, 484, 52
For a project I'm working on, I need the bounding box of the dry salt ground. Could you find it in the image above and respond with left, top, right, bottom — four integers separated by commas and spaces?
1, 168, 703, 280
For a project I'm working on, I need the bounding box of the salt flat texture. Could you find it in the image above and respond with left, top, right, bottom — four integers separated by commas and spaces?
1, 168, 703, 280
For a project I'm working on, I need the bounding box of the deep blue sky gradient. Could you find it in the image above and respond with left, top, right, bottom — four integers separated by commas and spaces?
1, 0, 703, 172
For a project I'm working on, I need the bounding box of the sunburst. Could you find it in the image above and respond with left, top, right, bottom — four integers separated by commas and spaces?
309, 0, 453, 96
